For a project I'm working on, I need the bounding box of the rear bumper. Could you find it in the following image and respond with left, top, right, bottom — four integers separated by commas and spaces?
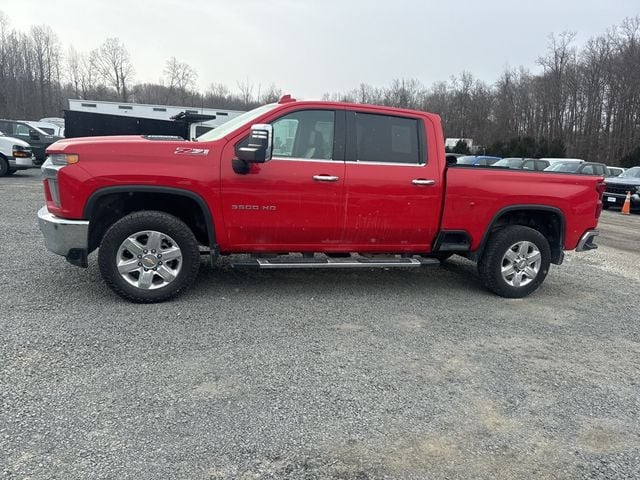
37, 206, 89, 267
575, 229, 599, 252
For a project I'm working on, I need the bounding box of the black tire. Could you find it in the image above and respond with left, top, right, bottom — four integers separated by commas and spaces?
98, 211, 201, 303
0, 157, 8, 176
602, 204, 610, 210
478, 225, 551, 298
6, 169, 16, 175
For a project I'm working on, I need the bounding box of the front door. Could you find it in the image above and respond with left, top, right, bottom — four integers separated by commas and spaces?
342, 110, 443, 252
220, 108, 346, 251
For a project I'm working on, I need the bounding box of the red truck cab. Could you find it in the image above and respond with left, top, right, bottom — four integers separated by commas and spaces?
38, 96, 602, 302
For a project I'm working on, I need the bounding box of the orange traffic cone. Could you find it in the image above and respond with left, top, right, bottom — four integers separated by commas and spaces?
621, 191, 631, 215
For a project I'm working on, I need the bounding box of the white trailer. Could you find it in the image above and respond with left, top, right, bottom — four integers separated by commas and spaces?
68, 99, 245, 138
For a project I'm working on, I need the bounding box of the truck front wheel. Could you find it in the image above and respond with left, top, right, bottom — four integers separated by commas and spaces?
478, 225, 551, 298
98, 211, 201, 303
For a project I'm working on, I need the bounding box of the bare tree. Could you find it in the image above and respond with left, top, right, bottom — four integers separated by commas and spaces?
92, 37, 135, 101
164, 56, 198, 104
260, 83, 282, 103
30, 25, 62, 116
236, 79, 254, 107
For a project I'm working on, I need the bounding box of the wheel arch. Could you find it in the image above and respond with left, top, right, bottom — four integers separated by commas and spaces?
476, 205, 566, 265
83, 185, 217, 258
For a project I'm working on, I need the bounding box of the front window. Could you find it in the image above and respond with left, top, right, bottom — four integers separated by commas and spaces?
15, 123, 31, 135
271, 110, 335, 159
196, 103, 279, 142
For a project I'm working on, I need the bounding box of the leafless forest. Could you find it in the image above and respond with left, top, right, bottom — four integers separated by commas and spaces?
0, 11, 638, 166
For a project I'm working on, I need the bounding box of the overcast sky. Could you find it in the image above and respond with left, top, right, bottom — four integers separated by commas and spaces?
4, 0, 639, 98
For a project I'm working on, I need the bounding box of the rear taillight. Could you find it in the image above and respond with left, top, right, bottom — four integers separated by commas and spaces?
596, 181, 606, 196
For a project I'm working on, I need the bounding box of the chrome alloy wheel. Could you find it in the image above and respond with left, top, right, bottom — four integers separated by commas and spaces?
116, 230, 182, 290
500, 241, 541, 288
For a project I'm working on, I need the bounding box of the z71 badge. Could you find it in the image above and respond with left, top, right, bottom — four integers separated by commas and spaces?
174, 147, 209, 155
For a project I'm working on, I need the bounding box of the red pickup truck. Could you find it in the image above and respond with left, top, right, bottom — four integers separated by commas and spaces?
37, 96, 603, 302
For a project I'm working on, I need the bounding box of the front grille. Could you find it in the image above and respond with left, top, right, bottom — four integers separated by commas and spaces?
605, 184, 637, 195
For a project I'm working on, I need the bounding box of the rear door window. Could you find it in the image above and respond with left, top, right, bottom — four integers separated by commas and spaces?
354, 113, 422, 164
0, 121, 14, 135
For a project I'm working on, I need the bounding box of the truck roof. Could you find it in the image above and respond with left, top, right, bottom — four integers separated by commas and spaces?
273, 96, 441, 121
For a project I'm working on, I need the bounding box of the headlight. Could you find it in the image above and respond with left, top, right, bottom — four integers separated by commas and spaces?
48, 153, 79, 165
12, 145, 32, 158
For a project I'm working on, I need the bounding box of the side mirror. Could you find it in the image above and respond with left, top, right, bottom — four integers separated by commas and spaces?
29, 129, 40, 140
237, 124, 273, 163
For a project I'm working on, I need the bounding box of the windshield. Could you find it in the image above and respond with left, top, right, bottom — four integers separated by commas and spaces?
619, 167, 640, 178
548, 162, 581, 173
493, 158, 524, 168
456, 156, 477, 165
196, 103, 279, 142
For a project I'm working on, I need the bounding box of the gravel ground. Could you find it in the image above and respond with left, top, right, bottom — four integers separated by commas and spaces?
1, 169, 639, 479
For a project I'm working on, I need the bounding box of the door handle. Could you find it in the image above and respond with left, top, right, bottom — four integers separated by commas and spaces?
313, 175, 340, 182
412, 179, 436, 186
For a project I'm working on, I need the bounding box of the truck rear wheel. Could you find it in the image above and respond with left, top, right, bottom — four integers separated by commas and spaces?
98, 211, 201, 303
478, 225, 550, 298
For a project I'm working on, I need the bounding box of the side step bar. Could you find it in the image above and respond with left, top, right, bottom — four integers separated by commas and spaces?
232, 256, 440, 269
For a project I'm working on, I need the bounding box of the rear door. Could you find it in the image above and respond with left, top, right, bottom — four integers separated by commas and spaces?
341, 110, 443, 251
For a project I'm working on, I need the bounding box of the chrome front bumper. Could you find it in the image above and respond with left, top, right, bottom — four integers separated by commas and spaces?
575, 229, 599, 252
8, 155, 35, 169
37, 206, 89, 267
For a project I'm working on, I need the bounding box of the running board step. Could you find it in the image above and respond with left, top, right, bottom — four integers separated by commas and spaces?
232, 256, 440, 269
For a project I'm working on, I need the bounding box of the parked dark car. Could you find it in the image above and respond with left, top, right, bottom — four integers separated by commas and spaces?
455, 155, 502, 166
491, 158, 550, 171
603, 166, 640, 210
0, 119, 63, 165
544, 161, 607, 176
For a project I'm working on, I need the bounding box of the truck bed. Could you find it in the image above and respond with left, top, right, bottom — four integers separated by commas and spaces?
441, 167, 602, 251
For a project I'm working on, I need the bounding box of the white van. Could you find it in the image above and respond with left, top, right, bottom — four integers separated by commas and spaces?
0, 131, 35, 176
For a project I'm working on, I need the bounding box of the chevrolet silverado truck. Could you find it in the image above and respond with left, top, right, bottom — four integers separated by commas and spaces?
37, 96, 603, 302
